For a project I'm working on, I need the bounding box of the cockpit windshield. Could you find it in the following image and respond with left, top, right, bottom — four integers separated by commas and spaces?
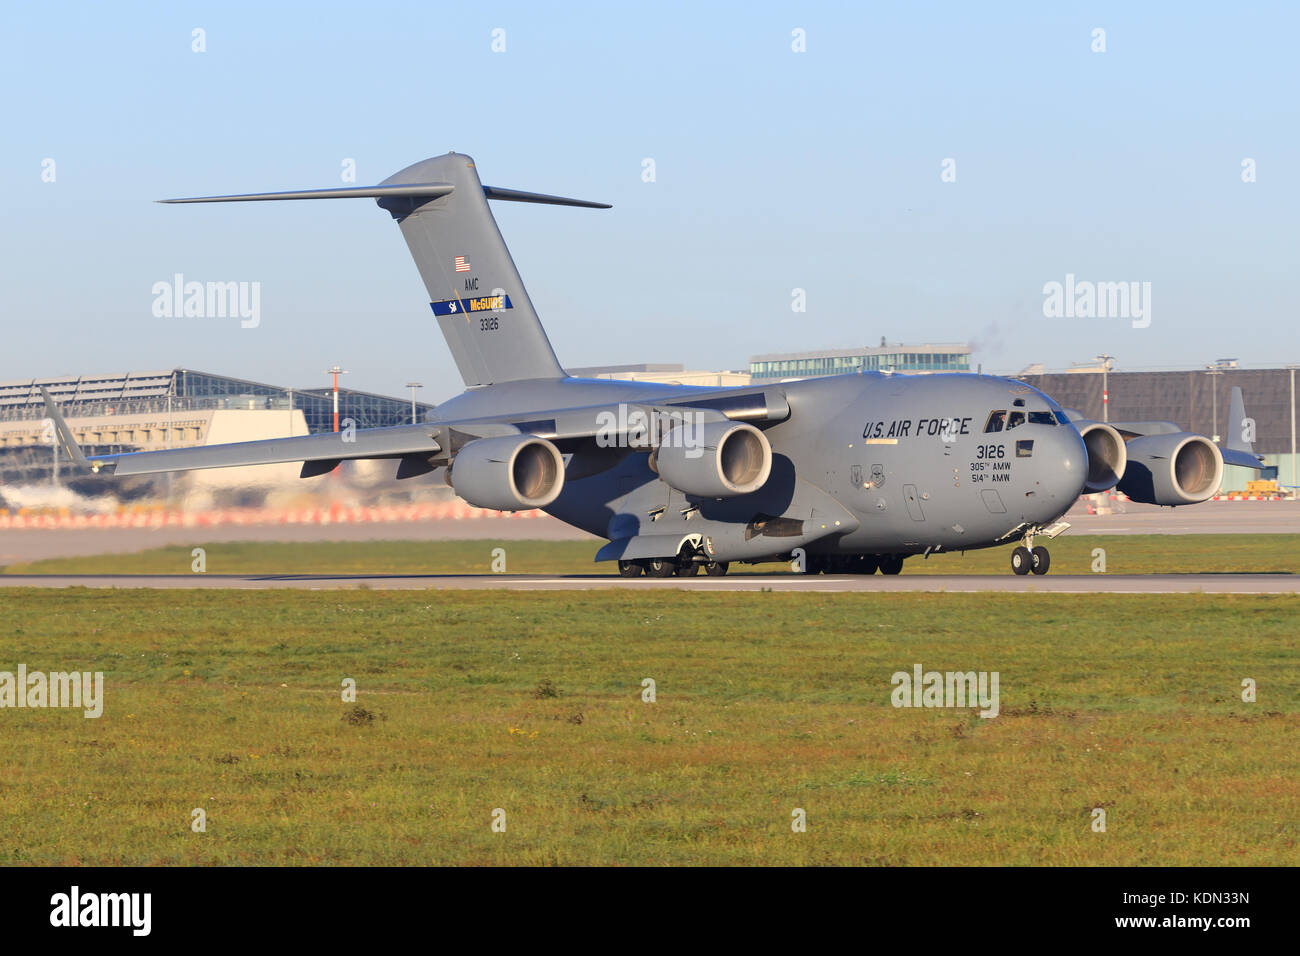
986, 407, 1059, 432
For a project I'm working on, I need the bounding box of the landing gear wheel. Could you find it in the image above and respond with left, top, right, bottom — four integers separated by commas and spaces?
674, 561, 700, 576
617, 559, 643, 577
804, 555, 827, 575
1010, 546, 1031, 575
1030, 546, 1050, 575
878, 554, 904, 575
643, 558, 677, 578
860, 555, 880, 575
704, 561, 729, 577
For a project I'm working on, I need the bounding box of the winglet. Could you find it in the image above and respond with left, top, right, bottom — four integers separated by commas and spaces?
1220, 386, 1264, 469
38, 387, 93, 470
1226, 386, 1253, 453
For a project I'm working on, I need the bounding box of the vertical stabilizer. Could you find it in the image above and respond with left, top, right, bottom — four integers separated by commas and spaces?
377, 153, 601, 387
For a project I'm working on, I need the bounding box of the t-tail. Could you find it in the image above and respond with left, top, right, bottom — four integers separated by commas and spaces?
159, 152, 610, 387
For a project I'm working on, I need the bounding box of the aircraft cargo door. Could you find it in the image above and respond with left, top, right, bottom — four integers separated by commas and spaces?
903, 484, 925, 522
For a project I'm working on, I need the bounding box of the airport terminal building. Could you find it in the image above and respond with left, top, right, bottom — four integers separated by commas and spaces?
0, 369, 434, 488
750, 343, 972, 381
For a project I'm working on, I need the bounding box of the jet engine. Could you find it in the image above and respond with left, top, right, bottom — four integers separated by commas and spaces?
448, 435, 565, 510
653, 421, 772, 499
1077, 422, 1128, 493
1116, 433, 1223, 506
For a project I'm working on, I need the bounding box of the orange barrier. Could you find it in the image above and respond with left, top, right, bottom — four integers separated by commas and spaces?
0, 502, 547, 530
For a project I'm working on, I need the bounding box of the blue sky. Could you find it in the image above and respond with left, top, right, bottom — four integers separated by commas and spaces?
2, 1, 1297, 401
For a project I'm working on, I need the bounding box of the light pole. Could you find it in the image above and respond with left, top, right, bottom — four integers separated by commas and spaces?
406, 382, 423, 425
1289, 365, 1298, 497
1096, 354, 1114, 422
1205, 365, 1223, 443
325, 366, 347, 433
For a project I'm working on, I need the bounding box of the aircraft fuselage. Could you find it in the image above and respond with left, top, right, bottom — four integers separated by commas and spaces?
430, 371, 1088, 563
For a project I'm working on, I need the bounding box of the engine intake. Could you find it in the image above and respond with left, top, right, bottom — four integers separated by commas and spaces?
1078, 422, 1127, 493
449, 435, 564, 511
654, 421, 772, 499
1116, 433, 1223, 506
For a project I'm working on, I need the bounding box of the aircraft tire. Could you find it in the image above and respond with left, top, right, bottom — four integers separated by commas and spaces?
618, 560, 643, 577
643, 558, 677, 578
1011, 547, 1032, 575
1030, 546, 1050, 575
879, 554, 904, 575
674, 561, 700, 576
703, 561, 729, 576
859, 555, 880, 575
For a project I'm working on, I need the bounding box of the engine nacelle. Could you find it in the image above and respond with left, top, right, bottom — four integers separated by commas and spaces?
448, 435, 564, 511
1116, 433, 1223, 506
653, 421, 772, 499
1078, 422, 1128, 493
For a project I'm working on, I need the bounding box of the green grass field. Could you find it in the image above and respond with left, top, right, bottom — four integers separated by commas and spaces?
0, 588, 1296, 865
3, 533, 1298, 576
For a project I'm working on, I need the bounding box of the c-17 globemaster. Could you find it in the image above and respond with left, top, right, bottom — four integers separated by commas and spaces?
39, 153, 1265, 576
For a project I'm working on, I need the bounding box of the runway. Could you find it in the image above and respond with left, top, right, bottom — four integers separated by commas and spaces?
1, 572, 1297, 594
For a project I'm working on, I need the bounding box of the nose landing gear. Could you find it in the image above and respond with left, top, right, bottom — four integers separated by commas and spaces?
1010, 530, 1052, 575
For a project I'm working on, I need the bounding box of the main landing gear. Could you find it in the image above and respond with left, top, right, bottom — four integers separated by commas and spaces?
804, 554, 905, 575
618, 558, 728, 577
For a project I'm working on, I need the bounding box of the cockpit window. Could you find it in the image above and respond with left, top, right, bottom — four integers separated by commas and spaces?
1027, 411, 1056, 425
1006, 410, 1026, 429
983, 410, 1006, 433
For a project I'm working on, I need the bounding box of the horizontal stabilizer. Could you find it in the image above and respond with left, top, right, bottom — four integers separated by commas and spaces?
481, 185, 611, 208
158, 183, 455, 204
159, 183, 610, 208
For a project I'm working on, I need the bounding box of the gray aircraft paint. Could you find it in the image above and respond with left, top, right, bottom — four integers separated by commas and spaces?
45, 153, 1261, 573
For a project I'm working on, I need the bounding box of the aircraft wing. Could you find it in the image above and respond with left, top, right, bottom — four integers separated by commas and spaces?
444, 388, 790, 448
1065, 387, 1265, 471
1102, 420, 1264, 469
40, 386, 443, 478
105, 424, 444, 477
39, 385, 791, 479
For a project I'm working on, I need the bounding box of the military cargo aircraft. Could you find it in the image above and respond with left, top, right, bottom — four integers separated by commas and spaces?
39, 153, 1264, 576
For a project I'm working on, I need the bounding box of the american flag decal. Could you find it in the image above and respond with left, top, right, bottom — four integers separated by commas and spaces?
454, 255, 471, 273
